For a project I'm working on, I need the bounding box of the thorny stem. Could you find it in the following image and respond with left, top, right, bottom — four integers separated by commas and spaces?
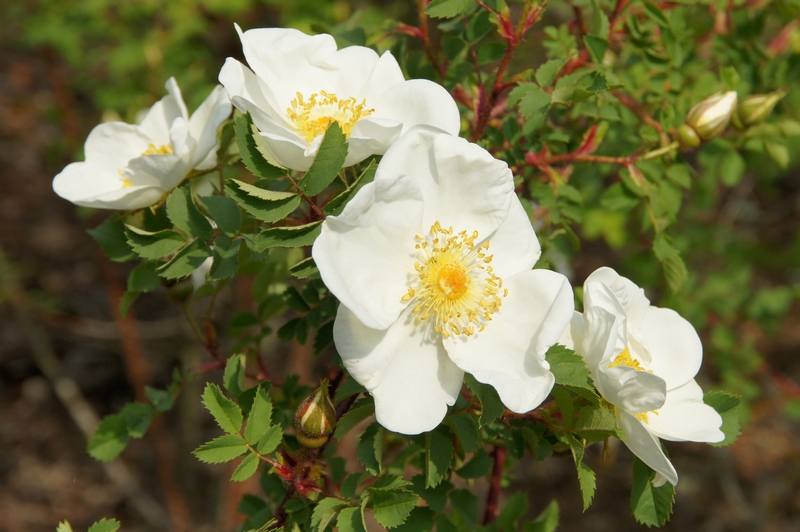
285, 172, 325, 220
416, 0, 446, 79
527, 141, 679, 167
483, 445, 507, 525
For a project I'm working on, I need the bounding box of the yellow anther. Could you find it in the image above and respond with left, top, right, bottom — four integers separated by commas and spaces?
287, 91, 374, 143
141, 143, 174, 156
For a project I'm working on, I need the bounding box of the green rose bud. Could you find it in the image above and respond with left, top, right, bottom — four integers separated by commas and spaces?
685, 91, 738, 141
295, 380, 336, 449
737, 90, 787, 127
676, 124, 701, 149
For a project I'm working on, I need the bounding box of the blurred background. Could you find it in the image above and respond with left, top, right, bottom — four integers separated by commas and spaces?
1, 0, 799, 530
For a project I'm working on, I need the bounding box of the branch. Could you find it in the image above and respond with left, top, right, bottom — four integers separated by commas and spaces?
483, 445, 507, 525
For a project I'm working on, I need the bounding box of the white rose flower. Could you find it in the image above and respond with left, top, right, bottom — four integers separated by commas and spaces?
567, 267, 724, 485
218, 25, 461, 172
53, 78, 232, 210
312, 128, 574, 435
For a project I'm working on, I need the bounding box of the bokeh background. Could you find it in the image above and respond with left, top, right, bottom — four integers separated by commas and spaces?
1, 0, 799, 530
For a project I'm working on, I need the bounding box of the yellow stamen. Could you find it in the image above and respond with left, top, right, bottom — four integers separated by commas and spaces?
287, 90, 374, 143
608, 347, 651, 372
141, 143, 174, 156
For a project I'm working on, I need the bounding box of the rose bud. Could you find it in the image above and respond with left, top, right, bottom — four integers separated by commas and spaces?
294, 380, 336, 449
685, 91, 738, 141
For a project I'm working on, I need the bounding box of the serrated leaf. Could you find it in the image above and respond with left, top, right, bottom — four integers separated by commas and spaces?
156, 240, 211, 280
290, 256, 320, 280
393, 507, 434, 532
254, 222, 321, 251
357, 423, 384, 475
631, 457, 675, 526
209, 236, 240, 280
456, 447, 492, 478
256, 425, 283, 454
334, 397, 375, 440
449, 489, 478, 525
235, 112, 286, 180
166, 186, 213, 242
223, 354, 246, 396
121, 401, 153, 438
337, 507, 367, 532
426, 0, 471, 18
446, 412, 481, 453
124, 225, 186, 260
583, 35, 609, 65
194, 433, 248, 463
119, 290, 139, 319
497, 492, 528, 532
643, 1, 670, 28
231, 452, 260, 482
200, 195, 241, 236
334, 376, 367, 405
313, 320, 334, 354
465, 375, 505, 426
127, 261, 160, 292
202, 382, 244, 434
312, 497, 346, 532
88, 217, 137, 262
245, 386, 274, 445
87, 414, 129, 462
301, 122, 348, 197
56, 521, 74, 532
323, 159, 376, 216
546, 344, 594, 389
145, 385, 174, 412
410, 475, 452, 512
577, 461, 597, 510
371, 489, 420, 529
523, 499, 560, 532
225, 179, 301, 223
535, 59, 564, 87
704, 391, 741, 446
574, 404, 617, 436
87, 518, 121, 532
425, 429, 453, 488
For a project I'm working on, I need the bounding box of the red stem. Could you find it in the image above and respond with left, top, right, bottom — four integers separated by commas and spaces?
483, 445, 507, 525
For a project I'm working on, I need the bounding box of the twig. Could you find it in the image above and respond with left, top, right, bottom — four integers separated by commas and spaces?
483, 445, 507, 525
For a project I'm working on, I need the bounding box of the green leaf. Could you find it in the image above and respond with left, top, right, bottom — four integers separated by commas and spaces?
234, 112, 286, 180
256, 425, 283, 455
86, 518, 121, 532
254, 222, 321, 251
166, 186, 213, 242
290, 256, 321, 280
446, 412, 481, 453
301, 122, 348, 197
87, 414, 129, 462
230, 452, 260, 482
156, 240, 211, 280
337, 507, 367, 532
720, 150, 746, 187
202, 382, 244, 434
546, 344, 594, 390
371, 489, 420, 529
704, 391, 741, 446
357, 423, 385, 475
721, 66, 740, 91
535, 59, 564, 87
127, 261, 160, 292
643, 1, 670, 28
509, 83, 552, 120
574, 403, 618, 439
393, 507, 434, 532
194, 433, 248, 463
124, 225, 186, 260
665, 164, 692, 189
323, 159, 376, 216
465, 375, 505, 426
410, 475, 452, 512
56, 521, 74, 532
497, 492, 528, 532
600, 183, 640, 212
583, 35, 609, 65
121, 401, 153, 438
244, 386, 274, 445
119, 290, 139, 318
225, 179, 301, 223
88, 218, 136, 262
312, 497, 346, 532
145, 385, 174, 412
764, 140, 790, 169
223, 354, 246, 396
426, 0, 471, 18
334, 397, 375, 440
449, 489, 478, 526
200, 195, 241, 236
209, 236, 240, 280
334, 376, 367, 404
425, 429, 453, 488
523, 499, 560, 532
631, 457, 675, 526
456, 447, 492, 478
577, 461, 597, 510
652, 233, 687, 293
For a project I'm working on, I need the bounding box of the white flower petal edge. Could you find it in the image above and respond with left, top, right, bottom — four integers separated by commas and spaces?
53, 78, 232, 210
219, 25, 460, 171
314, 128, 574, 434
571, 267, 724, 485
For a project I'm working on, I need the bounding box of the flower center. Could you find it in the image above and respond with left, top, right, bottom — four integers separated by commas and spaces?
401, 222, 507, 338
141, 143, 174, 156
608, 347, 651, 372
287, 91, 374, 143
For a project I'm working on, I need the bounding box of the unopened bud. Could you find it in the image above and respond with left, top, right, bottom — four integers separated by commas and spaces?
676, 124, 701, 148
685, 91, 738, 140
294, 380, 335, 449
737, 90, 787, 127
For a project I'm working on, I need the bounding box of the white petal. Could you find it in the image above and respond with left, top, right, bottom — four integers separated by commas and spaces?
597, 364, 666, 414
327, 45, 381, 98
164, 77, 189, 122
375, 128, 513, 242
53, 161, 164, 210
84, 122, 152, 171
126, 153, 188, 191
443, 269, 573, 413
558, 311, 584, 351
136, 79, 187, 145
484, 196, 541, 279
617, 409, 679, 486
583, 276, 629, 343
334, 305, 463, 435
218, 58, 286, 126
580, 306, 622, 373
358, 51, 406, 102
187, 85, 232, 169
372, 79, 460, 137
169, 117, 191, 159
312, 173, 424, 330
645, 380, 724, 443
345, 116, 403, 163
639, 306, 703, 390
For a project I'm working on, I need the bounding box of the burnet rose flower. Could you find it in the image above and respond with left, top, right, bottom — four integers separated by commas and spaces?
312, 128, 574, 435
53, 78, 231, 210
218, 25, 460, 172
565, 267, 724, 485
